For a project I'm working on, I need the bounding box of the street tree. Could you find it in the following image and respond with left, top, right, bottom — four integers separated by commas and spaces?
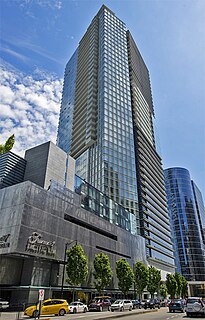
133, 261, 148, 300
160, 283, 168, 299
174, 272, 182, 298
116, 258, 133, 296
181, 276, 188, 298
147, 266, 161, 298
93, 252, 112, 293
166, 274, 178, 299
0, 134, 15, 154
66, 243, 88, 290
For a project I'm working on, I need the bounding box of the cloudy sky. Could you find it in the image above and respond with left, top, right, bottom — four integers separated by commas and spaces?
0, 0, 205, 199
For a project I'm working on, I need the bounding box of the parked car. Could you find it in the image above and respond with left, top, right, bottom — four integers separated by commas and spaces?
153, 298, 161, 309
0, 298, 9, 310
24, 299, 69, 318
69, 301, 88, 313
111, 299, 133, 312
132, 299, 141, 309
168, 299, 185, 313
88, 296, 111, 312
141, 299, 156, 309
186, 297, 205, 317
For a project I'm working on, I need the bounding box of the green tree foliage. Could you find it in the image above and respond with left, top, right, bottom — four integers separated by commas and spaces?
174, 272, 182, 298
147, 266, 161, 298
181, 276, 188, 298
0, 134, 15, 154
93, 252, 112, 293
66, 244, 88, 286
166, 274, 178, 299
160, 283, 168, 299
133, 261, 148, 299
116, 258, 133, 296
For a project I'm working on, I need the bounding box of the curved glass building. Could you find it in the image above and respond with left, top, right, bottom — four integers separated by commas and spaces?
164, 167, 205, 281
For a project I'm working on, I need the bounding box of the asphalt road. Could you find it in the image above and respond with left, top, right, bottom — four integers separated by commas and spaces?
1, 308, 205, 320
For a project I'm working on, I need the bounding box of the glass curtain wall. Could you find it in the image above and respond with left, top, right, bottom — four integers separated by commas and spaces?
164, 167, 205, 280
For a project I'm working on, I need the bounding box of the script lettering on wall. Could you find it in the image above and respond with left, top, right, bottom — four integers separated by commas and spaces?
0, 234, 10, 248
25, 232, 56, 256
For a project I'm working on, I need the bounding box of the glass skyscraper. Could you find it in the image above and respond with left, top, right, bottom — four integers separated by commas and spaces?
57, 5, 174, 272
164, 167, 205, 281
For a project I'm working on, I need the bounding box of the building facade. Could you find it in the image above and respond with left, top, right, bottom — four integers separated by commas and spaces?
57, 5, 174, 272
0, 177, 147, 305
0, 151, 26, 189
164, 167, 205, 281
0, 141, 149, 306
24, 141, 75, 191
191, 180, 205, 246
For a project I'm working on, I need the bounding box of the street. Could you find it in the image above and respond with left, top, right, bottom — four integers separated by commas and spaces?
1, 308, 205, 320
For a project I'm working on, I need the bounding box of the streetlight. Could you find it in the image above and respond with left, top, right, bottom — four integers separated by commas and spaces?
133, 263, 136, 300
61, 240, 77, 297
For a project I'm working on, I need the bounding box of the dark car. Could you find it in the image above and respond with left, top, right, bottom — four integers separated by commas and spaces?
88, 296, 111, 312
169, 299, 185, 313
132, 300, 141, 309
153, 299, 161, 309
141, 299, 156, 309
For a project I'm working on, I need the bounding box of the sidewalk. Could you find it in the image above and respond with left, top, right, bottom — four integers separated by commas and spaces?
0, 308, 158, 320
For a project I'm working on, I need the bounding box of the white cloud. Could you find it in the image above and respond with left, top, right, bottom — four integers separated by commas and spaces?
0, 63, 63, 157
20, 0, 62, 10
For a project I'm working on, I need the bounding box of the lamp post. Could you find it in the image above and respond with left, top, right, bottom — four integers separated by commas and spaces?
133, 263, 136, 300
61, 240, 77, 297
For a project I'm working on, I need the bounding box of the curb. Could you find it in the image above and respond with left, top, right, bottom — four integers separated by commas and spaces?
90, 309, 158, 320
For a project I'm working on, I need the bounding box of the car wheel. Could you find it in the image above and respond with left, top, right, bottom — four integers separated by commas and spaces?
129, 306, 132, 311
99, 306, 103, 312
120, 307, 124, 312
73, 308, 77, 314
59, 308, 66, 316
84, 308, 87, 313
111, 309, 114, 312
32, 310, 39, 318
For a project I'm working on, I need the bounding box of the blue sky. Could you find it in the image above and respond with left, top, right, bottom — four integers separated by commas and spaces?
0, 0, 205, 199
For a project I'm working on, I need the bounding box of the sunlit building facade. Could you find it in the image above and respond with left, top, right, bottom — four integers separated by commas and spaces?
164, 167, 205, 281
57, 5, 174, 273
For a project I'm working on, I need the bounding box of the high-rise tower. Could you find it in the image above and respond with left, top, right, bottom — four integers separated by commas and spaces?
57, 5, 174, 273
164, 167, 205, 281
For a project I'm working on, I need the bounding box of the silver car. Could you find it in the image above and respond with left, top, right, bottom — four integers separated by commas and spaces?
111, 299, 133, 312
186, 297, 205, 317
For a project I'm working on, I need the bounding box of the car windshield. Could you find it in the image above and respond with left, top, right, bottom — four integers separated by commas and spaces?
113, 300, 122, 304
69, 302, 77, 306
187, 299, 201, 304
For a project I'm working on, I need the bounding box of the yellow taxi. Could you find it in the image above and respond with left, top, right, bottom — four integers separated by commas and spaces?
24, 299, 69, 317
